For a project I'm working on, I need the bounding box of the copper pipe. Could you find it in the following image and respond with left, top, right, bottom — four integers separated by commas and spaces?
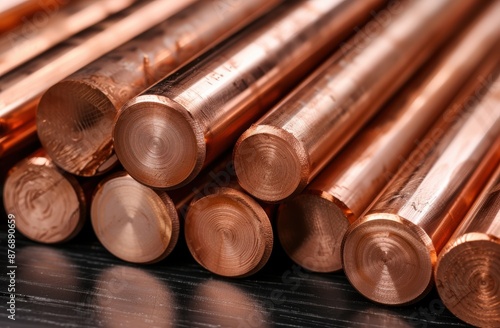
37, 0, 280, 177
2, 150, 88, 243
113, 0, 386, 189
341, 68, 500, 305
94, 266, 176, 327
277, 1, 500, 273
233, 0, 481, 203
185, 186, 274, 277
0, 0, 137, 77
0, 118, 37, 157
90, 172, 180, 264
435, 165, 500, 327
0, 0, 194, 159
0, 0, 61, 34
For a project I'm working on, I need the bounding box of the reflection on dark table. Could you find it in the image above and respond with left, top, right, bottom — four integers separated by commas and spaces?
0, 223, 471, 328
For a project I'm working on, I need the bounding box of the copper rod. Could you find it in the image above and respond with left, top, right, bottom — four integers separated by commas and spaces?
233, 0, 481, 203
0, 0, 194, 158
37, 0, 280, 177
0, 0, 137, 77
2, 150, 88, 243
341, 68, 500, 305
276, 1, 500, 273
185, 186, 274, 277
90, 172, 180, 264
435, 165, 500, 327
0, 0, 61, 34
113, 0, 386, 189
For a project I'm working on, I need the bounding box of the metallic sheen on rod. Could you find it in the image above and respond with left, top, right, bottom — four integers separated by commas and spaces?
38, 0, 279, 176
233, 0, 480, 203
0, 0, 194, 158
277, 1, 500, 273
114, 0, 386, 189
342, 68, 500, 305
435, 165, 500, 327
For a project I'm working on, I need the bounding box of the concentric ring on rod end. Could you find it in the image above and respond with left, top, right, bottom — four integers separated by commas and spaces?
342, 213, 436, 305
113, 95, 205, 190
234, 125, 309, 203
185, 187, 273, 277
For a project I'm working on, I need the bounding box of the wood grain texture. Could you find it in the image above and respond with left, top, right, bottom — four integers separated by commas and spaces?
0, 215, 471, 328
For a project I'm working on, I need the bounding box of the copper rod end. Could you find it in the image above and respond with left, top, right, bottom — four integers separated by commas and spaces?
234, 125, 309, 203
3, 155, 85, 243
435, 233, 500, 327
185, 187, 273, 277
37, 80, 117, 176
114, 96, 205, 189
91, 173, 179, 263
342, 213, 436, 305
277, 193, 349, 272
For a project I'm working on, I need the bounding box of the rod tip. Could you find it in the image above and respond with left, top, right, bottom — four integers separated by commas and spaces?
37, 80, 117, 176
277, 193, 349, 272
114, 96, 205, 189
91, 173, 179, 263
234, 125, 309, 203
185, 187, 273, 277
3, 155, 85, 243
342, 213, 436, 305
435, 233, 500, 327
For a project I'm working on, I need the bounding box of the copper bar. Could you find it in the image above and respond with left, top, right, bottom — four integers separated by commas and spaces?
3, 150, 88, 243
0, 0, 194, 158
37, 0, 281, 177
276, 2, 500, 273
90, 172, 180, 264
185, 186, 274, 277
0, 0, 137, 77
435, 165, 500, 327
233, 0, 481, 203
341, 68, 500, 305
113, 0, 386, 189
0, 0, 59, 34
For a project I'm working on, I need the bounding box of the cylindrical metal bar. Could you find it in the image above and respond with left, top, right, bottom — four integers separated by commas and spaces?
185, 186, 273, 277
0, 0, 59, 34
435, 165, 500, 327
276, 2, 500, 273
113, 0, 386, 189
0, 0, 137, 77
233, 0, 481, 203
3, 150, 89, 243
342, 69, 500, 305
91, 172, 180, 264
37, 0, 280, 176
0, 0, 195, 159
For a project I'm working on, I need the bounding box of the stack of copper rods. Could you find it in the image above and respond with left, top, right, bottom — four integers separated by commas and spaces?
2, 0, 500, 325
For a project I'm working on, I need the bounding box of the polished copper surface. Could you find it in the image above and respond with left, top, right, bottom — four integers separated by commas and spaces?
2, 150, 86, 243
342, 68, 500, 305
0, 0, 136, 77
435, 165, 500, 327
0, 0, 190, 159
90, 172, 179, 264
113, 0, 385, 189
0, 0, 58, 34
185, 187, 273, 277
38, 0, 278, 177
233, 0, 480, 203
277, 2, 500, 273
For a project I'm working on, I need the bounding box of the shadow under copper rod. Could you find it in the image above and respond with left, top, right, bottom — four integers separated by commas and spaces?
233, 0, 481, 204
0, 0, 58, 34
277, 1, 500, 273
113, 0, 386, 190
38, 0, 280, 177
0, 0, 194, 159
185, 184, 274, 278
2, 149, 101, 244
435, 165, 500, 327
0, 0, 137, 77
341, 67, 500, 306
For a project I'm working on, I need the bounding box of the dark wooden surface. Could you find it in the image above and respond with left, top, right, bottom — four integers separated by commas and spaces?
0, 212, 472, 328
